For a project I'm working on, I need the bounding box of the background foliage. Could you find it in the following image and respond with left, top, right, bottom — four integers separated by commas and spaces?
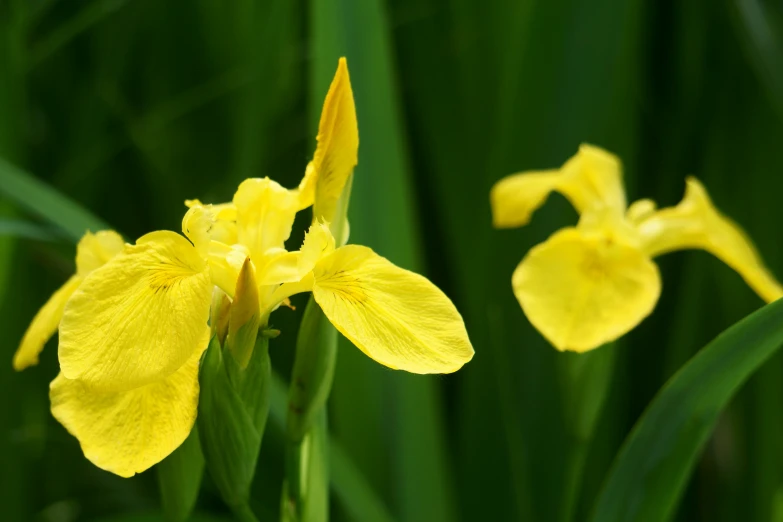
2, 0, 783, 521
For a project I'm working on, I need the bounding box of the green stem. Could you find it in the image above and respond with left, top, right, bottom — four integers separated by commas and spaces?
283, 297, 337, 521
558, 343, 617, 522
232, 503, 261, 522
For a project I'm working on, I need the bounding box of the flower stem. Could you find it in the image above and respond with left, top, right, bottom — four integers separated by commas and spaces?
232, 503, 260, 522
283, 297, 337, 521
558, 343, 616, 522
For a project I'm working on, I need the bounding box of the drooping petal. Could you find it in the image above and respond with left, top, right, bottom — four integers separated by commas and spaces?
233, 177, 306, 262
490, 144, 626, 228
637, 178, 783, 303
75, 230, 126, 276
310, 57, 359, 224
311, 245, 474, 374
513, 227, 661, 352
59, 231, 212, 392
15, 230, 125, 371
50, 332, 207, 478
13, 276, 82, 371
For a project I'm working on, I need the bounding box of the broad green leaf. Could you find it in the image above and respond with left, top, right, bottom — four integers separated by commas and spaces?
591, 298, 783, 522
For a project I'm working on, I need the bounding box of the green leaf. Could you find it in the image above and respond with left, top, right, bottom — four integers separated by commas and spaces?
730, 0, 783, 122
591, 298, 783, 522
0, 218, 57, 241
0, 156, 111, 241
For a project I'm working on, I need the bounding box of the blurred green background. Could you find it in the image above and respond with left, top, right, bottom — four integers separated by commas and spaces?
2, 0, 783, 521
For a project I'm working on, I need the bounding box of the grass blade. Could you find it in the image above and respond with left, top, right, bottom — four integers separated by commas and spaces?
591, 298, 783, 522
0, 156, 110, 240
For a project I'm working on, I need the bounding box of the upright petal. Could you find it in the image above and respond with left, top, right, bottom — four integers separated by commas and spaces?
182, 205, 214, 259
637, 178, 783, 303
513, 227, 661, 352
59, 231, 212, 392
490, 144, 626, 228
311, 245, 473, 374
13, 276, 82, 371
310, 57, 359, 224
50, 334, 207, 478
233, 178, 305, 261
185, 199, 237, 245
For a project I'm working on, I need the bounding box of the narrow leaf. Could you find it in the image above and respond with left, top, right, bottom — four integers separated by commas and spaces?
0, 156, 110, 240
591, 298, 783, 522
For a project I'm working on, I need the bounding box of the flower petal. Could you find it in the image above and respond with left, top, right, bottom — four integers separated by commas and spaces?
59, 231, 212, 391
233, 178, 305, 262
13, 275, 82, 371
14, 230, 125, 371
491, 144, 626, 228
75, 230, 125, 276
50, 333, 207, 478
513, 228, 661, 352
637, 178, 783, 303
311, 245, 473, 374
311, 57, 359, 224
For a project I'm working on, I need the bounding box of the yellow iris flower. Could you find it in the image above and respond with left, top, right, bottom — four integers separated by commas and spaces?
491, 144, 783, 352
13, 58, 473, 477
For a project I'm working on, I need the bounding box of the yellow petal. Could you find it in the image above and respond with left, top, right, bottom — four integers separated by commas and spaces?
513, 228, 661, 352
637, 178, 783, 303
59, 231, 212, 392
184, 200, 237, 245
75, 230, 125, 276
13, 275, 82, 371
311, 57, 359, 224
234, 177, 306, 262
207, 241, 250, 298
311, 245, 474, 374
182, 205, 214, 258
15, 230, 124, 371
490, 144, 625, 228
257, 222, 336, 287
50, 333, 207, 478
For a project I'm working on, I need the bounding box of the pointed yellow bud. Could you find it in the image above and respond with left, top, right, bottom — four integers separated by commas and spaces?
226, 258, 261, 369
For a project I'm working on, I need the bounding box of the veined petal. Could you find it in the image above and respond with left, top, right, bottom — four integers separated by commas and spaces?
233, 177, 305, 261
59, 231, 212, 392
513, 227, 661, 352
13, 276, 82, 371
258, 222, 336, 287
311, 57, 359, 224
311, 245, 473, 374
490, 144, 625, 228
50, 332, 207, 478
637, 178, 783, 303
75, 230, 125, 276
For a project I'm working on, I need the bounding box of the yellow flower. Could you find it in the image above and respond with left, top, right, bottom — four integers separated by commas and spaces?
491, 144, 783, 352
15, 57, 473, 478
